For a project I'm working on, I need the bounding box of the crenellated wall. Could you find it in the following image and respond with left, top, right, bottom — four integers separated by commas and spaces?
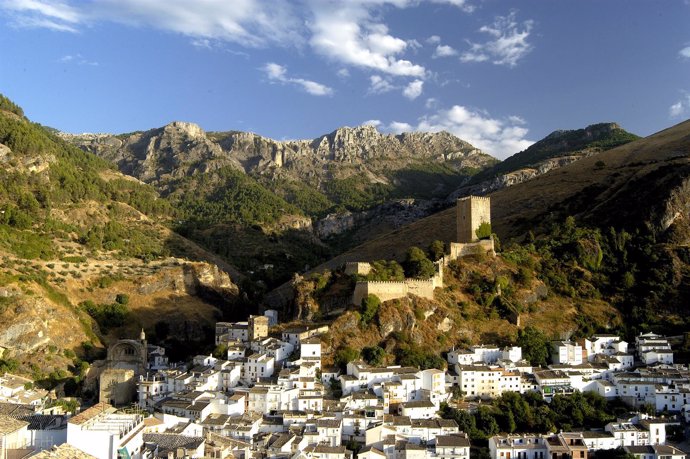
351, 261, 444, 305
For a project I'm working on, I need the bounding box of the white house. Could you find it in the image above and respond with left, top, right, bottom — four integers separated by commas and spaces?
66, 402, 146, 459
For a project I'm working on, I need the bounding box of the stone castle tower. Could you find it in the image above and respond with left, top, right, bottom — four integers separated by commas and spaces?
456, 196, 491, 243
248, 315, 269, 341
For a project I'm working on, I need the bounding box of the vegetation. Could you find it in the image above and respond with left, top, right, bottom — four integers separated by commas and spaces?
516, 326, 551, 366
362, 346, 386, 366
0, 94, 24, 117
174, 166, 302, 227
334, 346, 360, 371
476, 222, 492, 240
440, 391, 630, 441
428, 240, 446, 262
403, 246, 436, 279
360, 294, 381, 326
362, 260, 405, 282
80, 299, 130, 333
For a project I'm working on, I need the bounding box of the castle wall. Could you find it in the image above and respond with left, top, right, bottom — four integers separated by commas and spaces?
448, 238, 495, 259
99, 368, 135, 406
344, 262, 372, 276
351, 261, 443, 305
456, 196, 491, 243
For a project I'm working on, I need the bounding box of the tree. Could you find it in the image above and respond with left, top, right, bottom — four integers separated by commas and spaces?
517, 326, 550, 366
476, 222, 492, 240
428, 240, 446, 262
403, 246, 436, 279
360, 294, 381, 326
334, 346, 360, 371
362, 346, 386, 366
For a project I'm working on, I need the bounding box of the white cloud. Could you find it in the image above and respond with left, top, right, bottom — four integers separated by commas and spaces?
369, 75, 396, 94
262, 62, 333, 96
669, 91, 690, 118
191, 38, 212, 50
433, 44, 458, 58
362, 119, 382, 127
372, 104, 534, 157
680, 46, 690, 59
308, 2, 426, 78
431, 0, 475, 13
58, 53, 98, 66
426, 35, 441, 44
2, 0, 82, 31
425, 97, 438, 109
2, 0, 304, 46
402, 79, 424, 100
337, 68, 350, 78
461, 11, 534, 67
388, 121, 414, 133
416, 105, 533, 157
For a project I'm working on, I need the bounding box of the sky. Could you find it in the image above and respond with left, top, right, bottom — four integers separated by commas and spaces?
0, 0, 689, 159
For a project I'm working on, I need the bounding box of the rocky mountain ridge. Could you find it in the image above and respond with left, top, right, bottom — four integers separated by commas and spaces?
62, 123, 493, 193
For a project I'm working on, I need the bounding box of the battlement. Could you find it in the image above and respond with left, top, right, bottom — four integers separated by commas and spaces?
457, 195, 491, 202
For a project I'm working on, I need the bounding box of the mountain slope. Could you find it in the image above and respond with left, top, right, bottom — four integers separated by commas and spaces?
0, 98, 244, 383
63, 123, 498, 287
451, 123, 640, 197
281, 119, 690, 335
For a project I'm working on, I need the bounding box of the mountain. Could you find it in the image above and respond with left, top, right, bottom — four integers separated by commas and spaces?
285, 119, 690, 336
63, 123, 496, 215
63, 123, 498, 287
450, 123, 640, 198
0, 97, 244, 385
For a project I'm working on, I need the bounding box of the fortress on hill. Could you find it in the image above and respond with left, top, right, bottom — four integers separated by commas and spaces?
350, 196, 495, 305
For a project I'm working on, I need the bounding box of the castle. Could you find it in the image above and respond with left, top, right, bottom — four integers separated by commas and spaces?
351, 196, 494, 305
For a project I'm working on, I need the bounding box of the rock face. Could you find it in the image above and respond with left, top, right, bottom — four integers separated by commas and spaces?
62, 123, 494, 192
314, 199, 440, 238
449, 153, 599, 199
0, 285, 91, 373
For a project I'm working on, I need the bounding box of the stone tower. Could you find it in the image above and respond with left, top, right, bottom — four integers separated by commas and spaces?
456, 196, 491, 243
248, 315, 269, 342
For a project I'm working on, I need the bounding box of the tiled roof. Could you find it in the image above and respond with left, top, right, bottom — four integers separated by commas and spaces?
68, 402, 114, 425
30, 443, 97, 458
143, 433, 205, 452
0, 414, 28, 434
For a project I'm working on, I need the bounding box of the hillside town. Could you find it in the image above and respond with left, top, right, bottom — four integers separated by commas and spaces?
0, 197, 688, 458
0, 312, 689, 459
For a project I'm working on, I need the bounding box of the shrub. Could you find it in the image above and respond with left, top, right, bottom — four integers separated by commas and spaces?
360, 294, 381, 326
476, 222, 492, 240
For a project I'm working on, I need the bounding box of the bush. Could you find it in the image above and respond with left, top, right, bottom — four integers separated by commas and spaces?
403, 246, 436, 279
360, 294, 381, 326
428, 240, 446, 261
362, 346, 386, 366
476, 222, 492, 240
334, 346, 360, 371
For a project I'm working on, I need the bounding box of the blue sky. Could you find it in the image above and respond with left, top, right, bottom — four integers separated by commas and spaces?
0, 0, 688, 159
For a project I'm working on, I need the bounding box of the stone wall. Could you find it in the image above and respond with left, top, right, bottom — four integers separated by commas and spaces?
448, 238, 495, 259
344, 262, 372, 276
99, 368, 135, 406
351, 261, 443, 305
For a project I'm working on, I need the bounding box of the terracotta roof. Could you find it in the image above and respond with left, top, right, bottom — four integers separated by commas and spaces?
30, 444, 97, 458
0, 414, 28, 434
68, 402, 114, 425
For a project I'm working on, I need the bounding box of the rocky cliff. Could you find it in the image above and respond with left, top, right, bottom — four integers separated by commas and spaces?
63, 123, 494, 194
